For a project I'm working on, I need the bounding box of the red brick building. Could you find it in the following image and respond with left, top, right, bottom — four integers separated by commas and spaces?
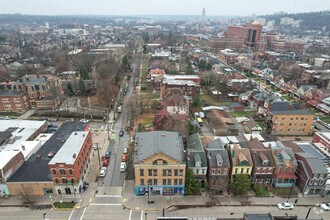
48, 130, 93, 195
0, 90, 30, 113
312, 132, 330, 151
207, 37, 244, 51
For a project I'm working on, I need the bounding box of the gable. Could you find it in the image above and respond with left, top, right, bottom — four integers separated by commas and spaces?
136, 152, 183, 165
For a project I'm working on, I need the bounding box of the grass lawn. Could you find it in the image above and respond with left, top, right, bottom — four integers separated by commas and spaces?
230, 111, 256, 118
321, 116, 330, 124
53, 202, 75, 209
137, 115, 154, 127
140, 93, 160, 100
282, 95, 293, 101
256, 120, 266, 130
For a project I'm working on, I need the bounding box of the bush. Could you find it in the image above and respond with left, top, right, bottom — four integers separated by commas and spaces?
53, 202, 75, 209
255, 186, 269, 197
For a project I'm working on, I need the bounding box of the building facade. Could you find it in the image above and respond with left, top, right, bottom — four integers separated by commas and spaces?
0, 90, 30, 113
229, 145, 253, 182
134, 131, 186, 196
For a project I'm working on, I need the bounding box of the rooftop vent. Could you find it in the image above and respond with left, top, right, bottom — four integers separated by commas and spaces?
72, 154, 76, 159
36, 155, 42, 159
161, 134, 165, 136
74, 132, 78, 135
61, 139, 65, 143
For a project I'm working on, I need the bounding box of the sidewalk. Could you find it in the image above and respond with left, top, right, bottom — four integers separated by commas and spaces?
121, 180, 328, 211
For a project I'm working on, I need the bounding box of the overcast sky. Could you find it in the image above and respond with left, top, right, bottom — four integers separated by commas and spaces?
1, 0, 329, 16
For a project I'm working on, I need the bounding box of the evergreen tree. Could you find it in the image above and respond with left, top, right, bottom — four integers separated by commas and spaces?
185, 168, 201, 195
66, 83, 74, 96
79, 64, 89, 80
192, 94, 202, 108
78, 79, 87, 96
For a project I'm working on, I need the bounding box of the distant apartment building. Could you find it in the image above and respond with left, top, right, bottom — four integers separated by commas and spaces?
207, 37, 244, 51
0, 90, 30, 113
134, 131, 186, 196
48, 130, 93, 195
226, 20, 263, 48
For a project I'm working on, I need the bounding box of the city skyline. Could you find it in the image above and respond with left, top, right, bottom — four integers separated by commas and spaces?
1, 0, 329, 16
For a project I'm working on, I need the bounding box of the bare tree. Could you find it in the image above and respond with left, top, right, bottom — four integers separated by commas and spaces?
123, 95, 141, 122
19, 185, 33, 203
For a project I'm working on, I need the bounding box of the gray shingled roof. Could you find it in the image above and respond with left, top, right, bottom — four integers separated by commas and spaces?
135, 131, 184, 163
206, 139, 230, 168
271, 109, 313, 115
0, 89, 25, 96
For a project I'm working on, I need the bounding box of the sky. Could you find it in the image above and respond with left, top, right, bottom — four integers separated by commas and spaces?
1, 0, 329, 16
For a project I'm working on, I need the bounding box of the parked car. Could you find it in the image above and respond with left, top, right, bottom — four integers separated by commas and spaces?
277, 202, 294, 210
99, 167, 107, 177
103, 158, 109, 167
38, 117, 47, 121
120, 162, 126, 172
123, 148, 128, 154
121, 154, 127, 162
66, 118, 74, 122
80, 119, 89, 123
315, 125, 321, 130
105, 150, 111, 158
48, 151, 55, 158
119, 130, 124, 137
320, 203, 330, 211
1, 116, 11, 120
48, 118, 57, 122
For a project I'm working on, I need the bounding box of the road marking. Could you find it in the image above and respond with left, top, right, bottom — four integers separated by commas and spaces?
76, 206, 80, 209
80, 207, 87, 220
95, 195, 121, 197
135, 207, 140, 210
89, 198, 93, 202
129, 210, 132, 220
68, 209, 75, 220
90, 203, 122, 206
140, 211, 143, 220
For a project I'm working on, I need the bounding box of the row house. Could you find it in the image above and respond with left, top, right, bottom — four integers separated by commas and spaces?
48, 130, 93, 195
187, 133, 208, 184
229, 145, 253, 182
219, 49, 238, 64
295, 152, 328, 195
162, 78, 200, 98
134, 131, 186, 196
161, 92, 189, 115
312, 132, 330, 151
206, 139, 231, 194
248, 138, 275, 187
271, 142, 298, 188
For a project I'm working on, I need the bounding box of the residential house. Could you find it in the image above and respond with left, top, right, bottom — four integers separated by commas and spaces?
186, 133, 207, 183
206, 138, 231, 193
161, 93, 189, 115
229, 144, 253, 182
248, 138, 275, 187
244, 119, 263, 134
271, 142, 298, 188
153, 108, 187, 131
203, 109, 238, 136
134, 131, 185, 196
295, 153, 328, 195
297, 85, 316, 97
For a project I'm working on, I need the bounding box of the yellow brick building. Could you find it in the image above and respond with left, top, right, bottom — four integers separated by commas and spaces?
134, 131, 186, 196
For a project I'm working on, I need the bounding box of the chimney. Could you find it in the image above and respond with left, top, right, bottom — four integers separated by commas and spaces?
268, 143, 271, 148
250, 135, 253, 141
22, 145, 26, 151
72, 154, 76, 159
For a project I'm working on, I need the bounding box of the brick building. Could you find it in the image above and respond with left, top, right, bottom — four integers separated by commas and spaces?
207, 37, 244, 51
219, 49, 238, 64
312, 132, 330, 151
48, 130, 92, 195
0, 90, 30, 113
134, 131, 186, 196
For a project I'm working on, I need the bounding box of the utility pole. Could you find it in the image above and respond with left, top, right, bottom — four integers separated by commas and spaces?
88, 97, 93, 121
305, 207, 311, 219
96, 143, 101, 169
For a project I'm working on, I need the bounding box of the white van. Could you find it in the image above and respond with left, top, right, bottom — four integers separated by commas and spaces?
120, 162, 126, 172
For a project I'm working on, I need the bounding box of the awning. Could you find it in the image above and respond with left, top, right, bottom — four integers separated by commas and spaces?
276, 173, 297, 179
307, 100, 320, 107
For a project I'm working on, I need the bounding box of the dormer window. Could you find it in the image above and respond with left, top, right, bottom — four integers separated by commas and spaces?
262, 160, 269, 166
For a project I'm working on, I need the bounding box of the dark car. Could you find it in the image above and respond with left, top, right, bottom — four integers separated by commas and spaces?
119, 130, 124, 137
315, 125, 321, 130
38, 117, 47, 121
105, 150, 111, 158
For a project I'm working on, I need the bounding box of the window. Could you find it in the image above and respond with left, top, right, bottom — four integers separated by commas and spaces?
179, 179, 183, 185
303, 122, 306, 126
246, 168, 250, 174
305, 116, 308, 120
320, 180, 324, 185
174, 179, 178, 185
52, 169, 56, 175
240, 169, 244, 174
55, 178, 59, 184
174, 169, 178, 176
168, 179, 171, 185
14, 98, 20, 102
71, 178, 75, 184
148, 169, 152, 176
140, 169, 144, 177
287, 128, 291, 131
168, 170, 172, 176
284, 168, 287, 173
1, 98, 10, 103
69, 169, 73, 175
235, 168, 238, 174
148, 179, 152, 185
60, 169, 66, 175
301, 117, 304, 120
268, 168, 272, 173
281, 117, 285, 120
212, 169, 215, 174
278, 167, 281, 173
4, 105, 12, 110
140, 179, 144, 185
163, 179, 166, 185
280, 123, 284, 126
290, 168, 294, 173
309, 179, 314, 185
153, 170, 157, 176
289, 123, 292, 126
62, 178, 68, 183
256, 168, 260, 174
153, 179, 157, 185
302, 128, 305, 131
16, 104, 22, 109
201, 169, 205, 174
163, 170, 167, 176
262, 168, 266, 174
196, 169, 199, 174
224, 168, 227, 174
179, 169, 183, 176
290, 117, 293, 120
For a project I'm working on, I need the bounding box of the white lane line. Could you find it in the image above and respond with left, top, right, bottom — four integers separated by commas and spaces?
80, 207, 87, 220
141, 211, 143, 220
95, 195, 121, 197
129, 210, 132, 220
90, 203, 122, 206
68, 208, 75, 220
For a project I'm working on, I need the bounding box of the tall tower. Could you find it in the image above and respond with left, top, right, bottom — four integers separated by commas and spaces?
202, 8, 206, 23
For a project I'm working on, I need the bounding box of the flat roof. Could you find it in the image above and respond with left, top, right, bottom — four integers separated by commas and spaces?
7, 123, 87, 183
0, 120, 46, 151
0, 151, 21, 169
163, 75, 200, 80
49, 131, 89, 165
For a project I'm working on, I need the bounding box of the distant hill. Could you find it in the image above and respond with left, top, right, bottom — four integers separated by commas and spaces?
261, 10, 330, 31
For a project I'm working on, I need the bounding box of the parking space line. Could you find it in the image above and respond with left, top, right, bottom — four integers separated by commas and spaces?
79, 207, 87, 220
